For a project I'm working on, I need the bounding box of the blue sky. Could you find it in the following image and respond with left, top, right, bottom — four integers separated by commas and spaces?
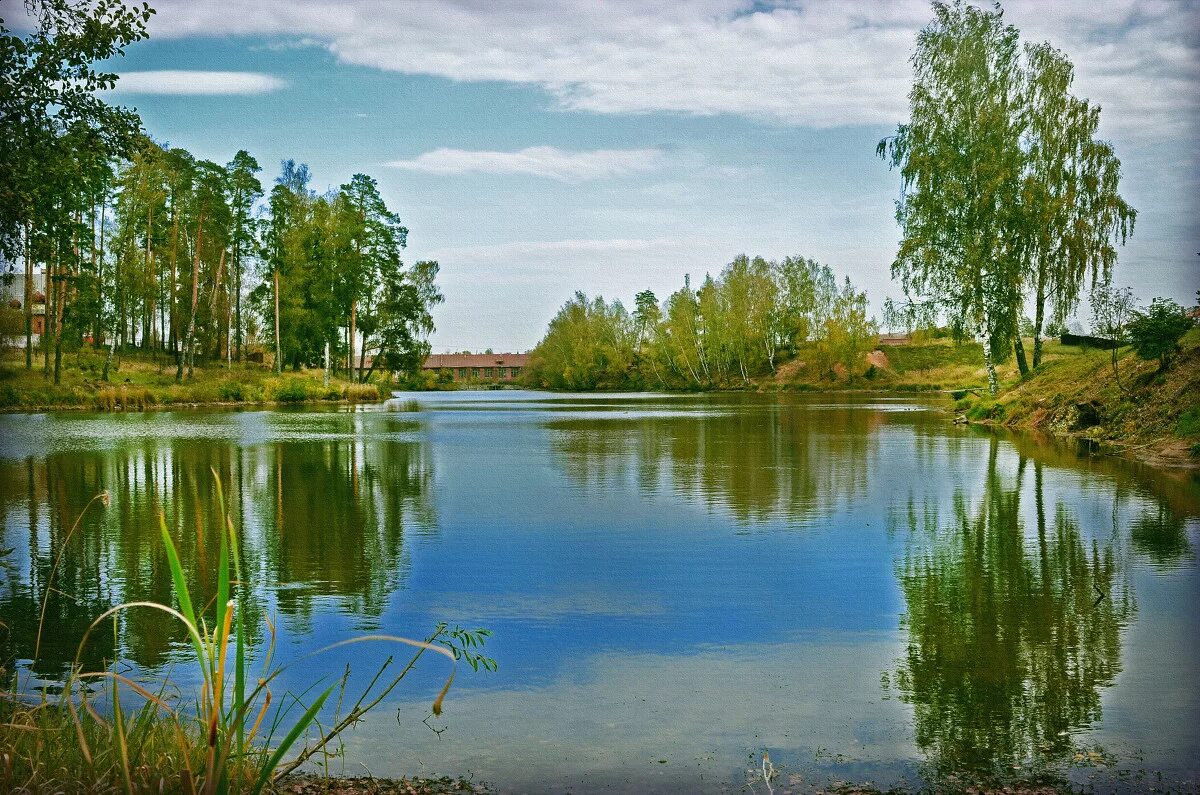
85, 0, 1199, 352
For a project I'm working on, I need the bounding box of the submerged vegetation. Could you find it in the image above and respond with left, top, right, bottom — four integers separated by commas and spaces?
0, 479, 493, 793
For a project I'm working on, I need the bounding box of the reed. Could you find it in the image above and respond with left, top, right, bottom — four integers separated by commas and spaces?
0, 473, 492, 793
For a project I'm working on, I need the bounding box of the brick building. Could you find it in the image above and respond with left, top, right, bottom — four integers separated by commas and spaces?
422, 352, 529, 383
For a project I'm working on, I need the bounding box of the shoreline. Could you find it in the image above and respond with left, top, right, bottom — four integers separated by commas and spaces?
5, 381, 1193, 473
0, 395, 386, 414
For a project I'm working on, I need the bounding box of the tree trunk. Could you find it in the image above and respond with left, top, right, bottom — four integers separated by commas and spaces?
53, 238, 67, 385
234, 238, 242, 362
144, 204, 154, 351
273, 268, 282, 374
23, 223, 32, 369
1032, 265, 1046, 368
980, 309, 998, 396
1013, 333, 1029, 377
169, 209, 180, 360
348, 297, 356, 380
44, 241, 54, 379
358, 329, 368, 384
208, 248, 227, 361
176, 213, 203, 383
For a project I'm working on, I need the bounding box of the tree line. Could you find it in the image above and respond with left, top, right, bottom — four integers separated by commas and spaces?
1, 1, 441, 385
526, 255, 878, 390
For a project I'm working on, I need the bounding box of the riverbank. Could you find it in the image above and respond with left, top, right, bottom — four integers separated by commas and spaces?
955, 329, 1200, 469
0, 349, 383, 411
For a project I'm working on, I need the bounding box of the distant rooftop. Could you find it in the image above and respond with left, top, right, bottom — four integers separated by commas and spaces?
423, 352, 529, 369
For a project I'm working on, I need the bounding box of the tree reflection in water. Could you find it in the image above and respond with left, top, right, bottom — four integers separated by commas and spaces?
894, 437, 1136, 785
549, 395, 881, 525
0, 413, 433, 676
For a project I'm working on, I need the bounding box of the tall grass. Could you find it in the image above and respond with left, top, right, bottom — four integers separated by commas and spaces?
1, 473, 492, 793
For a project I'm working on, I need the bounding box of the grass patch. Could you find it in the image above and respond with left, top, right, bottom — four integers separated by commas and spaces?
1, 478, 494, 793
0, 349, 388, 411
1175, 407, 1200, 437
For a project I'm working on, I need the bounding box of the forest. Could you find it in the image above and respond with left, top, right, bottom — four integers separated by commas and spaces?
525, 255, 876, 390
1, 2, 442, 388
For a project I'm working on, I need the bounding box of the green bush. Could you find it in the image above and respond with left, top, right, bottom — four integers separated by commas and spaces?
270, 379, 310, 403
1176, 407, 1200, 437
0, 383, 18, 407
217, 380, 263, 403
967, 402, 1004, 421
1128, 297, 1192, 369
74, 347, 105, 374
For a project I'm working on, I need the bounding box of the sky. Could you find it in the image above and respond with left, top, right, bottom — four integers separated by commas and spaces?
70, 0, 1200, 352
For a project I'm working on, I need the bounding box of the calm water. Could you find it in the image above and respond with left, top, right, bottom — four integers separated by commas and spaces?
1, 391, 1198, 793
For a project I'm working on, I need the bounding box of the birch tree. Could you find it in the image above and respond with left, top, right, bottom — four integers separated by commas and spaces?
878, 0, 1026, 395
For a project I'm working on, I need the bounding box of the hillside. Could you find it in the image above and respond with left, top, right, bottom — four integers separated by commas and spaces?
961, 328, 1200, 468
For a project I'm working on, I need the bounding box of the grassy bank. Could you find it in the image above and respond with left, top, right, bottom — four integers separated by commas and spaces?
0, 485, 490, 794
762, 337, 1072, 392
956, 328, 1200, 468
0, 349, 383, 411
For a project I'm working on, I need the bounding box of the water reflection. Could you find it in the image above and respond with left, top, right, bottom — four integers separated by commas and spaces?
1, 395, 1197, 792
548, 394, 889, 524
0, 412, 433, 674
1130, 504, 1193, 570
894, 437, 1135, 784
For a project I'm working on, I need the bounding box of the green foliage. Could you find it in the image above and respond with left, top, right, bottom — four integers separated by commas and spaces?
966, 401, 1005, 421
1127, 298, 1192, 369
0, 0, 153, 258
269, 379, 311, 403
529, 254, 876, 390
218, 380, 263, 403
814, 277, 878, 376
879, 1, 1134, 389
1175, 408, 1200, 438
526, 292, 635, 389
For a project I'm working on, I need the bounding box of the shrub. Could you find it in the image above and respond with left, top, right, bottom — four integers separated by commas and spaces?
1128, 298, 1192, 370
0, 383, 18, 407
967, 402, 1004, 421
1176, 407, 1200, 437
270, 379, 310, 403
94, 386, 156, 411
218, 381, 263, 403
343, 382, 381, 402
0, 487, 491, 794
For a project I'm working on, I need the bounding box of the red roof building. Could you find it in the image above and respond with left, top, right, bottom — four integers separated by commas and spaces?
422, 352, 529, 383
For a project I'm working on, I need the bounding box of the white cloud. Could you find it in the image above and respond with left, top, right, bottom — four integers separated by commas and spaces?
143, 1, 1198, 138
385, 146, 664, 182
112, 70, 286, 95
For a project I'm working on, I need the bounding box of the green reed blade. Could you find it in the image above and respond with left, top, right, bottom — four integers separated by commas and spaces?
250, 683, 336, 795
159, 513, 208, 679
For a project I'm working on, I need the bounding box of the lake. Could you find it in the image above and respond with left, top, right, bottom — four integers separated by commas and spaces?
1, 391, 1198, 793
